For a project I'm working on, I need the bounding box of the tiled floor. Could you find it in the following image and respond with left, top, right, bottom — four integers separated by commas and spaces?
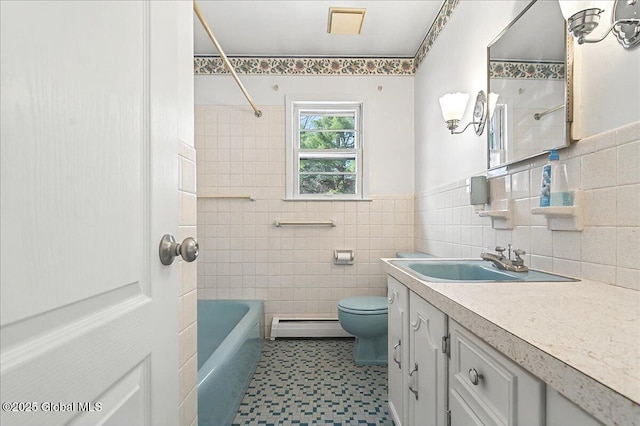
232, 339, 393, 426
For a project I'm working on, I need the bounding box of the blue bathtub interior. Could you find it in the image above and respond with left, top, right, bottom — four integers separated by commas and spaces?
197, 300, 264, 426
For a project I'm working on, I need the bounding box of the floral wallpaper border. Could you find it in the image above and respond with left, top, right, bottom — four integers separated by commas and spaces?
194, 57, 415, 76
489, 60, 565, 80
194, 0, 459, 76
414, 0, 459, 69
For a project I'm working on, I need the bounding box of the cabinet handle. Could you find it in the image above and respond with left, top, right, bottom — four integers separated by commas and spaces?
388, 291, 396, 304
469, 368, 483, 386
393, 341, 401, 369
408, 363, 419, 400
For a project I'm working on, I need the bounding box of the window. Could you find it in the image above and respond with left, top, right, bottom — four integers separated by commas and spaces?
287, 101, 364, 200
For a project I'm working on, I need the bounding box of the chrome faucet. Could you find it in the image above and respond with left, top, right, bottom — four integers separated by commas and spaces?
481, 245, 528, 272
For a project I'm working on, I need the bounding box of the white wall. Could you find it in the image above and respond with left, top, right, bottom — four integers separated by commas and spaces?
577, 6, 640, 138
195, 75, 415, 196
415, 1, 526, 191
415, 0, 640, 193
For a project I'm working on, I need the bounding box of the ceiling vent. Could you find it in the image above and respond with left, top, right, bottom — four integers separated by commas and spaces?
327, 7, 366, 35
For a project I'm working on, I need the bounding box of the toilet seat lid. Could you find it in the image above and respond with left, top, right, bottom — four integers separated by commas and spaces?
337, 296, 387, 313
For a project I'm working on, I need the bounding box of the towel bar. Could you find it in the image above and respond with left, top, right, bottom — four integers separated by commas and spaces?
274, 219, 336, 227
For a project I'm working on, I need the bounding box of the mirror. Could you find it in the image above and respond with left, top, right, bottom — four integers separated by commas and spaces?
487, 0, 572, 170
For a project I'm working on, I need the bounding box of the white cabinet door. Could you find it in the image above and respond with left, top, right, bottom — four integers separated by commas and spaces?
0, 1, 189, 424
449, 320, 544, 426
388, 276, 409, 426
408, 292, 448, 426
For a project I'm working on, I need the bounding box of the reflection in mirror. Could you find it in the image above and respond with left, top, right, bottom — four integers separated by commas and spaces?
487, 0, 572, 170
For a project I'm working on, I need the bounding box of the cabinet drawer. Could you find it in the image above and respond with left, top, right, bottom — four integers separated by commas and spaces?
449, 320, 544, 426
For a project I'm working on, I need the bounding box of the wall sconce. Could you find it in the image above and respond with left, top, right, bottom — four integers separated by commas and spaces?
559, 0, 640, 48
439, 91, 499, 136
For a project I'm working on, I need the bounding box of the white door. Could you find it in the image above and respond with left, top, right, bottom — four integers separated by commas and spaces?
1, 1, 189, 425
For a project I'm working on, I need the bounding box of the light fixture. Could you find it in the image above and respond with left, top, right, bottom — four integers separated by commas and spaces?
439, 91, 495, 136
559, 0, 640, 48
328, 8, 366, 35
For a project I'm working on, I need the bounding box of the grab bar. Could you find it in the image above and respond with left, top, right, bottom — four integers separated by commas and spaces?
193, 1, 262, 118
274, 219, 336, 227
534, 104, 563, 120
198, 195, 255, 201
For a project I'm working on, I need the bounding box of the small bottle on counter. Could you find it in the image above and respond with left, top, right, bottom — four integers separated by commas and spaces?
549, 151, 572, 207
539, 149, 573, 207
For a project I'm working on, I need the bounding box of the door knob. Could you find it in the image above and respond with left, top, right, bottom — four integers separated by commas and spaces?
159, 234, 199, 265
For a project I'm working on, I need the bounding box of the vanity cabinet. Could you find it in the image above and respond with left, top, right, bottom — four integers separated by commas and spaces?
387, 270, 620, 426
388, 275, 583, 426
387, 276, 447, 426
448, 319, 544, 426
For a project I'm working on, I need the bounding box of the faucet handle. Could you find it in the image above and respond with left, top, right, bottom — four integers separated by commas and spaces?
494, 246, 506, 258
513, 249, 526, 266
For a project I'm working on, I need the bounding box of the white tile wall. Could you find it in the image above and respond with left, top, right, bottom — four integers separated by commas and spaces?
415, 121, 640, 291
195, 106, 414, 336
178, 141, 197, 425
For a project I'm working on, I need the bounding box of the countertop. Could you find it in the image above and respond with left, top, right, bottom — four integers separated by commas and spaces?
382, 258, 640, 426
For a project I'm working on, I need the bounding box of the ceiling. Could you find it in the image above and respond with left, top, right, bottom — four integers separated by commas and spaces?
193, 1, 444, 58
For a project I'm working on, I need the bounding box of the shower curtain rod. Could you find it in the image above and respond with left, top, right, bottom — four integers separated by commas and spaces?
193, 0, 262, 118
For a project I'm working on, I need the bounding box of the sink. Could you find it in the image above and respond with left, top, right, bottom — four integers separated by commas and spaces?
390, 259, 578, 283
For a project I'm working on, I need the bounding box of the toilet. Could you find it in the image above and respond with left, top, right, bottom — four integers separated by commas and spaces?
337, 296, 388, 365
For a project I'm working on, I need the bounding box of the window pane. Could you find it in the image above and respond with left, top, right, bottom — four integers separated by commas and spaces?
300, 158, 355, 173
300, 114, 355, 131
300, 131, 355, 149
299, 174, 356, 195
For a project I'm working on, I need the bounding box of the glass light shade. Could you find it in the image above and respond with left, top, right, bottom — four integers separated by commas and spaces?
558, 1, 608, 20
439, 92, 469, 122
488, 92, 499, 119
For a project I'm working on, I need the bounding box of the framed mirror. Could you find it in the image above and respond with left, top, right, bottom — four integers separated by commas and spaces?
487, 0, 573, 170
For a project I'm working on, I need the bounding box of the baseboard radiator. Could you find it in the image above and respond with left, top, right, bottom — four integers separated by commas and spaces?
269, 317, 352, 340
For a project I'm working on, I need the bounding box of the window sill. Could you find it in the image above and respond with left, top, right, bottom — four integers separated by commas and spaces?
283, 198, 373, 202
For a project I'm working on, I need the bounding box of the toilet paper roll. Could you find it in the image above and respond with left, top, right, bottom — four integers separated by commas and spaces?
334, 250, 354, 265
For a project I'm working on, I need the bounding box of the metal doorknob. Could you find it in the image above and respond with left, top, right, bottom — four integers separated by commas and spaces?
159, 234, 199, 265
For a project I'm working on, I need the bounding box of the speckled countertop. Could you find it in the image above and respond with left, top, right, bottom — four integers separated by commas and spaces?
382, 258, 640, 426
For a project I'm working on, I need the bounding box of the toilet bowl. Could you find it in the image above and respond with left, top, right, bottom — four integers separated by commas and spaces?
337, 296, 388, 365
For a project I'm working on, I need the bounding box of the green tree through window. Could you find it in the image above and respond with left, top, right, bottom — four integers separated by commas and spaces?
298, 114, 358, 195
288, 101, 363, 199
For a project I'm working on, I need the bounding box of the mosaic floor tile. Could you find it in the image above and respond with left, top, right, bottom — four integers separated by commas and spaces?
232, 339, 392, 426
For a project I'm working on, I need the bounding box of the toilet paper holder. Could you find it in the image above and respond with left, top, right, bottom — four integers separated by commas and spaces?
334, 249, 355, 265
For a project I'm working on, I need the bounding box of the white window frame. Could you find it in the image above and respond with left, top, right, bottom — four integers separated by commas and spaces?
286, 98, 365, 200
